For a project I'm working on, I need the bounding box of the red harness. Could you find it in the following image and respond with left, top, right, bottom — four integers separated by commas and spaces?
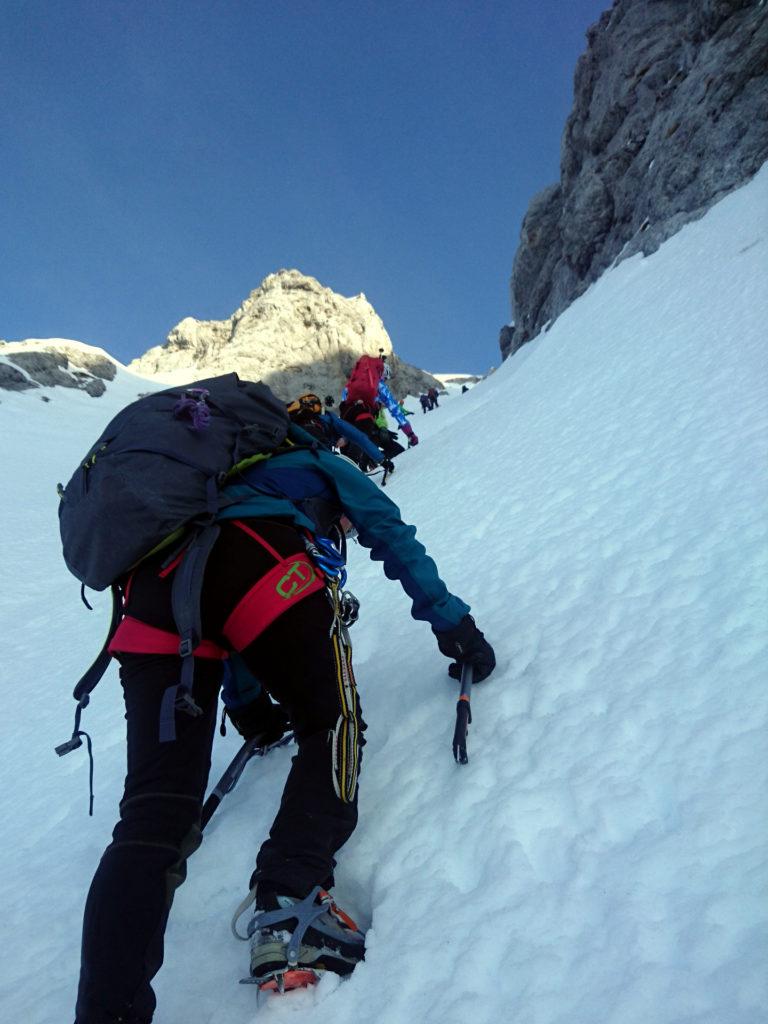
108, 520, 325, 658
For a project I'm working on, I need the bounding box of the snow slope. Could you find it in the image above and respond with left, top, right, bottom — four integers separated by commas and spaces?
1, 164, 766, 1024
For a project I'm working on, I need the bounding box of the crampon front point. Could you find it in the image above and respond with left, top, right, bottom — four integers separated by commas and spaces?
240, 966, 324, 993
259, 967, 323, 993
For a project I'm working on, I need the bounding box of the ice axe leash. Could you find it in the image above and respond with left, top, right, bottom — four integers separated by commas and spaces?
452, 662, 474, 765
200, 731, 294, 832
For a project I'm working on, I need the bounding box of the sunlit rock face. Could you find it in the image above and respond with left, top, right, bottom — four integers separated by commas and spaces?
129, 269, 440, 401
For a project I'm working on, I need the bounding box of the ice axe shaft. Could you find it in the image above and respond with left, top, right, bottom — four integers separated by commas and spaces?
201, 731, 293, 831
452, 663, 474, 765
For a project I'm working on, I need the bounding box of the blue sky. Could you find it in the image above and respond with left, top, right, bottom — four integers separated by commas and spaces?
1, 0, 608, 374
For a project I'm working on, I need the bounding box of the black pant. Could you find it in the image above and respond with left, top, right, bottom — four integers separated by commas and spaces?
75, 521, 366, 1023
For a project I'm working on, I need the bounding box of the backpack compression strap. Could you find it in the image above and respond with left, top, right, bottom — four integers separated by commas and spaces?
160, 522, 222, 742
69, 583, 123, 706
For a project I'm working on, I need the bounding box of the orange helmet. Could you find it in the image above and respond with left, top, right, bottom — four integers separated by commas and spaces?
286, 393, 323, 419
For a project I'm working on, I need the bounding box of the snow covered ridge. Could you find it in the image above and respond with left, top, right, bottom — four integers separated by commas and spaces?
0, 338, 123, 397
432, 372, 484, 387
0, 167, 766, 1023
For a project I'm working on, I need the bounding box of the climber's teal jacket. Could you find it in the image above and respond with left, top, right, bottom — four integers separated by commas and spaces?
218, 442, 469, 633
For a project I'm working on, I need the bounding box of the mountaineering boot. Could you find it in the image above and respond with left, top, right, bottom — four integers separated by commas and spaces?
247, 886, 365, 991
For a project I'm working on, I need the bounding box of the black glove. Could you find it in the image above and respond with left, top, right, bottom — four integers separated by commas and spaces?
382, 458, 395, 474
226, 690, 290, 746
433, 614, 496, 683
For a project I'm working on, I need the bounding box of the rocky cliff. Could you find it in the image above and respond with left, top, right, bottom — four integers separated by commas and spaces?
501, 0, 768, 359
0, 339, 117, 396
129, 269, 440, 401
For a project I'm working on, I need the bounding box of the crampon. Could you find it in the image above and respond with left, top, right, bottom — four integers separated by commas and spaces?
236, 886, 365, 992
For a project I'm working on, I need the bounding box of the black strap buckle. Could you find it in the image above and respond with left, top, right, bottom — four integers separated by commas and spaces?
55, 734, 83, 757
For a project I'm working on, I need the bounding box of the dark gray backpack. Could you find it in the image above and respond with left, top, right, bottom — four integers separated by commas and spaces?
59, 373, 288, 589
56, 374, 290, 780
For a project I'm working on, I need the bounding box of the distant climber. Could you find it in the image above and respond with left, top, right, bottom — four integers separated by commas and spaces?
286, 393, 393, 474
340, 353, 418, 449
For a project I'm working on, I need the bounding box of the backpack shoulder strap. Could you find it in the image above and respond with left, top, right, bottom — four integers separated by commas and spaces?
54, 583, 123, 815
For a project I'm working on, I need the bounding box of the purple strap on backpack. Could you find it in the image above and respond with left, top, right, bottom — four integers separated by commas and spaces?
173, 388, 211, 430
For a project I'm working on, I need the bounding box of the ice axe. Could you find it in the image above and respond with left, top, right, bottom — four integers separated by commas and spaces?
201, 731, 294, 831
452, 662, 474, 765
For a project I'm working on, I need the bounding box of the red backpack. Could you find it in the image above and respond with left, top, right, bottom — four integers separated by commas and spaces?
345, 354, 385, 407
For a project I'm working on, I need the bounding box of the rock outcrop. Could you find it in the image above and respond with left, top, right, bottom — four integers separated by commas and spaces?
129, 269, 440, 401
0, 340, 117, 396
502, 0, 768, 358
